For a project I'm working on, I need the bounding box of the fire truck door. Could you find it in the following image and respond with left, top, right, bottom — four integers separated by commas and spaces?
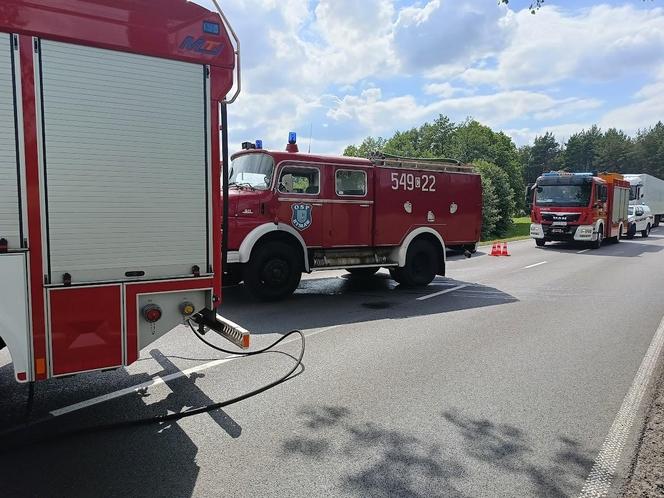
329, 167, 373, 247
276, 164, 323, 247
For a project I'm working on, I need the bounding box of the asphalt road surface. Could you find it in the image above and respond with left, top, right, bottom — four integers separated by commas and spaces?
2, 231, 664, 498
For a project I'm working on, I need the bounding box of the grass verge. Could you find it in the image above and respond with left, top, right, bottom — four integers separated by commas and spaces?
480, 216, 531, 246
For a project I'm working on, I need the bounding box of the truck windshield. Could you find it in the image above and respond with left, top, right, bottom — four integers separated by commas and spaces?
229, 154, 275, 189
535, 184, 592, 207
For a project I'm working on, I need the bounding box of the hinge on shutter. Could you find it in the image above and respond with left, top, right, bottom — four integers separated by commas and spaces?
12, 34, 18, 50
43, 274, 49, 285
33, 38, 40, 53
205, 65, 210, 77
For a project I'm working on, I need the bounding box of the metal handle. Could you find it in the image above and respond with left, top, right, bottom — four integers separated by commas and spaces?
360, 204, 371, 208
312, 203, 323, 207
211, 0, 241, 104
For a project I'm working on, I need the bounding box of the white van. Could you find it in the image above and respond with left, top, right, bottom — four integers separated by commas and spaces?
625, 204, 654, 238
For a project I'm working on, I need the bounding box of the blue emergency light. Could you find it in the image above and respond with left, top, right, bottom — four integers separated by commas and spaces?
288, 132, 297, 144
255, 140, 263, 149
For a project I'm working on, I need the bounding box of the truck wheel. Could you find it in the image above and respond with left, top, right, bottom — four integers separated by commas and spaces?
535, 239, 546, 247
244, 241, 302, 301
626, 223, 636, 239
346, 267, 379, 277
653, 215, 660, 228
393, 239, 438, 286
641, 223, 651, 238
592, 226, 603, 249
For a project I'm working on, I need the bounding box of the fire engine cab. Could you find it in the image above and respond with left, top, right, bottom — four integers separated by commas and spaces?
0, 0, 243, 384
224, 136, 483, 300
529, 171, 630, 248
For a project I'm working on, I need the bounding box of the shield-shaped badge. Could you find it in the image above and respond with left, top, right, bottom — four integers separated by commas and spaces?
291, 203, 313, 231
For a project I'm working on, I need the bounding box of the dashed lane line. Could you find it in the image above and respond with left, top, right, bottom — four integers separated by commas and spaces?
522, 261, 548, 269
416, 284, 469, 301
579, 314, 664, 498
578, 249, 591, 254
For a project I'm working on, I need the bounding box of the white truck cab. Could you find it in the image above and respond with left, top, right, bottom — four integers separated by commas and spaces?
626, 204, 654, 238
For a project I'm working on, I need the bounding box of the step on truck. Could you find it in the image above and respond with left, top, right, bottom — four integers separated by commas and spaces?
0, 0, 245, 384
529, 171, 630, 249
223, 137, 483, 300
624, 174, 664, 227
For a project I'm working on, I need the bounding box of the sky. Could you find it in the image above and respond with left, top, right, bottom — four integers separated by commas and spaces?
196, 0, 664, 154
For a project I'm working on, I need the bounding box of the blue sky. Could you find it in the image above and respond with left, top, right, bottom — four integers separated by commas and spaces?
197, 0, 664, 153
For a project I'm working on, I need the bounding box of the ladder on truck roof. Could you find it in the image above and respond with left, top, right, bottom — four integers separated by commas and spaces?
369, 152, 475, 173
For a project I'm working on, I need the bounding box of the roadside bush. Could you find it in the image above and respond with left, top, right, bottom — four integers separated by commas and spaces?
475, 160, 515, 237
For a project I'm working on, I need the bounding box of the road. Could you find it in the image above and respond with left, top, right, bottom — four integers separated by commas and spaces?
2, 232, 664, 497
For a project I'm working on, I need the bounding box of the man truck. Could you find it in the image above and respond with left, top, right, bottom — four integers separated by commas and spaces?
529, 171, 630, 249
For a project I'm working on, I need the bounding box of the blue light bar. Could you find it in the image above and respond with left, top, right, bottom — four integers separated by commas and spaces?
288, 132, 297, 144
255, 140, 263, 149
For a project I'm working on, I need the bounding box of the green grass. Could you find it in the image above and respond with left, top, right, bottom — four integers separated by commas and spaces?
480, 216, 531, 246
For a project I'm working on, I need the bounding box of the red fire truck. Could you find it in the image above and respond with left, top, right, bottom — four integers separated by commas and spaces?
224, 137, 483, 300
529, 171, 630, 248
0, 0, 246, 384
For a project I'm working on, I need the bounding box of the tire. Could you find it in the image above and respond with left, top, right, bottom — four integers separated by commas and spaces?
642, 223, 651, 238
626, 224, 636, 239
244, 241, 302, 301
653, 215, 660, 228
592, 226, 603, 249
613, 224, 622, 243
392, 239, 438, 287
346, 267, 379, 277
535, 239, 546, 247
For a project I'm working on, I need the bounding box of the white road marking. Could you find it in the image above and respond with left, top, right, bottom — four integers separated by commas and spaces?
50, 356, 241, 417
417, 284, 469, 301
577, 249, 591, 254
523, 261, 547, 269
49, 324, 340, 418
579, 314, 664, 498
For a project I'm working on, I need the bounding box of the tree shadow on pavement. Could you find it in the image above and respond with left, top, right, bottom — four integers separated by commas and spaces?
281, 405, 595, 498
281, 406, 468, 498
442, 409, 594, 498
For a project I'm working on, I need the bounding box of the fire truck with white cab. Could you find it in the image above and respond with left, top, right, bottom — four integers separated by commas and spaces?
0, 0, 246, 385
223, 136, 483, 300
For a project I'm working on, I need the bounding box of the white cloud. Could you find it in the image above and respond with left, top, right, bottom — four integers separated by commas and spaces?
394, 0, 514, 72
461, 5, 664, 88
423, 82, 470, 98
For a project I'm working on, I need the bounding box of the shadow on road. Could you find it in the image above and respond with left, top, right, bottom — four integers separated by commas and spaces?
221, 274, 518, 336
281, 405, 595, 497
0, 348, 246, 498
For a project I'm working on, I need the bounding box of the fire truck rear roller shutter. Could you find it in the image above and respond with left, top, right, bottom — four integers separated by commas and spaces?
39, 40, 209, 283
0, 33, 21, 250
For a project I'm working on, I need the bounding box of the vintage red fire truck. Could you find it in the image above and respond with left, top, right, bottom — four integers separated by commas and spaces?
223, 136, 483, 300
529, 171, 630, 248
0, 0, 245, 384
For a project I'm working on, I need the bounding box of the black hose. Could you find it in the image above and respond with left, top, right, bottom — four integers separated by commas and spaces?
1, 327, 305, 450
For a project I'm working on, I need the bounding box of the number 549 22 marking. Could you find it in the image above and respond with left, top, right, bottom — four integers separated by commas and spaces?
390, 172, 436, 192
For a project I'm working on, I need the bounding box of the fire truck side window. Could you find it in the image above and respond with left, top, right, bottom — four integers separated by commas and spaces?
278, 167, 320, 195
335, 169, 367, 196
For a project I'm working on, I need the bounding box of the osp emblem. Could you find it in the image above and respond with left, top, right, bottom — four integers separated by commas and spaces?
291, 204, 312, 231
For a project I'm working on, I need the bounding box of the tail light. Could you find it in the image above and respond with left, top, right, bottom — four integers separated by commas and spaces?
142, 304, 162, 323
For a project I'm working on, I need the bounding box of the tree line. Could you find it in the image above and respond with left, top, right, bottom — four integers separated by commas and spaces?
343, 117, 664, 239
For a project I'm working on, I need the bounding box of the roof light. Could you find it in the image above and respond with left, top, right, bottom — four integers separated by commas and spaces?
255, 139, 263, 149
288, 132, 297, 144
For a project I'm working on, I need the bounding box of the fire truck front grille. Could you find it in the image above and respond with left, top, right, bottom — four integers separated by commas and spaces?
541, 213, 581, 223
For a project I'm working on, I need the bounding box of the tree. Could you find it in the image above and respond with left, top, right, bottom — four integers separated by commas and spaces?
343, 136, 386, 158
597, 128, 633, 173
564, 125, 602, 171
475, 160, 515, 236
523, 132, 561, 184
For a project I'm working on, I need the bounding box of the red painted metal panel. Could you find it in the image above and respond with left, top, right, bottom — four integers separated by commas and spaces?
0, 0, 235, 71
125, 278, 214, 364
50, 286, 122, 375
18, 34, 48, 380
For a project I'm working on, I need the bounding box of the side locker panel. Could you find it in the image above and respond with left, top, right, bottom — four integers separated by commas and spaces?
38, 40, 208, 284
49, 286, 123, 376
0, 254, 31, 382
0, 33, 22, 249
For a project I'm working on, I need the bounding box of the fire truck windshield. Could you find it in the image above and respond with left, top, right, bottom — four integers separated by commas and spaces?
229, 154, 275, 189
535, 184, 592, 207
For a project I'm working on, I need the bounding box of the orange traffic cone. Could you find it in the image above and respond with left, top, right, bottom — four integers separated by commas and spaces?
490, 242, 501, 256
500, 242, 510, 256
